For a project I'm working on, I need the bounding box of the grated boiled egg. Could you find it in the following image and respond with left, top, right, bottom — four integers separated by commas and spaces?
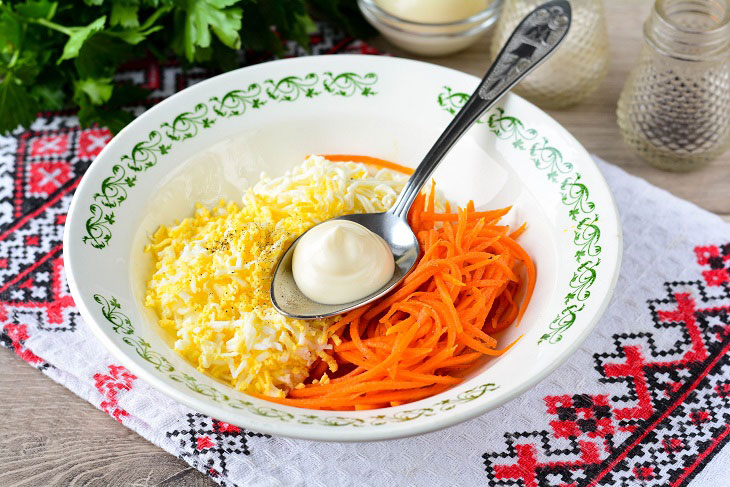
144, 155, 408, 397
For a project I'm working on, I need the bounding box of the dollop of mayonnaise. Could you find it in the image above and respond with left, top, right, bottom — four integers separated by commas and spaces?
375, 0, 489, 23
292, 220, 395, 305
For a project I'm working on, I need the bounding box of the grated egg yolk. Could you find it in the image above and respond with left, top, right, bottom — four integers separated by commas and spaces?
144, 155, 408, 397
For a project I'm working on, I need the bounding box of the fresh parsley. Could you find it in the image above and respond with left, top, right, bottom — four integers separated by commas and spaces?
0, 0, 372, 134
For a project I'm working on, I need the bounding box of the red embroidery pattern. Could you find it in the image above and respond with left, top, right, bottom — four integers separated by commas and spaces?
0, 256, 79, 333
29, 134, 70, 158
77, 128, 111, 159
695, 244, 730, 287
166, 414, 269, 482
484, 243, 730, 487
93, 365, 136, 422
28, 161, 72, 196
1, 323, 44, 365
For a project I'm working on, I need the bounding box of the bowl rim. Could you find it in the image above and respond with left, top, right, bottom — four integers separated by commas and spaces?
63, 54, 623, 442
358, 0, 502, 29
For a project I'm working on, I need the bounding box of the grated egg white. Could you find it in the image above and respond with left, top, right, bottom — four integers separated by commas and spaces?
144, 155, 408, 397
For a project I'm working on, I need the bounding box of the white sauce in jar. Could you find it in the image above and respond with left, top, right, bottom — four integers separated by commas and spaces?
292, 220, 395, 304
375, 0, 489, 23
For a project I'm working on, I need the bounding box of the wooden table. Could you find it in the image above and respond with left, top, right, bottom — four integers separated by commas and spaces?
1, 2, 728, 485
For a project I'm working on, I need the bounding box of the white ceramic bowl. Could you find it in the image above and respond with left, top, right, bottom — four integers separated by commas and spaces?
64, 55, 621, 442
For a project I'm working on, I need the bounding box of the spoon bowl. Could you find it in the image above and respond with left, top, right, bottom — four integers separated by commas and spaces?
271, 212, 419, 319
271, 0, 571, 319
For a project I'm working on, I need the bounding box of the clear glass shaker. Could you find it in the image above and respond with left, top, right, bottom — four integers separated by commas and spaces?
489, 0, 610, 109
617, 0, 730, 171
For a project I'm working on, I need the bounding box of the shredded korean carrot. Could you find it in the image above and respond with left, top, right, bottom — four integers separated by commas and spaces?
263, 155, 535, 410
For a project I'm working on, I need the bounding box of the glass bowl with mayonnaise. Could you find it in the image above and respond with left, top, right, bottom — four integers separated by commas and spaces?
358, 0, 503, 56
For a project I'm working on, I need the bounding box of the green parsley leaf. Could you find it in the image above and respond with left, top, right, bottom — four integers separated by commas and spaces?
309, 0, 375, 39
10, 48, 53, 82
239, 4, 282, 53
0, 10, 24, 51
75, 77, 114, 104
31, 83, 66, 111
256, 0, 313, 48
75, 33, 132, 78
15, 0, 57, 20
77, 82, 148, 132
0, 75, 39, 134
58, 16, 107, 63
107, 6, 169, 44
110, 24, 164, 45
174, 0, 242, 62
110, 3, 140, 28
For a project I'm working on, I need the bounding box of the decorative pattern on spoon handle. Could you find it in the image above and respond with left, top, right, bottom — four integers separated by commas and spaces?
478, 0, 571, 102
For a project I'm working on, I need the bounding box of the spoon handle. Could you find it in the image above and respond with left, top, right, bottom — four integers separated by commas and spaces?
387, 0, 572, 220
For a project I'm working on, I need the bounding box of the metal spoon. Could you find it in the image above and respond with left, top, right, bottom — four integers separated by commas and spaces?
271, 0, 571, 319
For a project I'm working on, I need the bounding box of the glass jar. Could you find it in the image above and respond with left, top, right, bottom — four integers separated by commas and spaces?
489, 0, 609, 109
617, 0, 730, 171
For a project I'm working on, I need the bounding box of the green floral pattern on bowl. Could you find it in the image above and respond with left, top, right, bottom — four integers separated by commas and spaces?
94, 295, 497, 426
438, 88, 603, 345
83, 71, 378, 250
